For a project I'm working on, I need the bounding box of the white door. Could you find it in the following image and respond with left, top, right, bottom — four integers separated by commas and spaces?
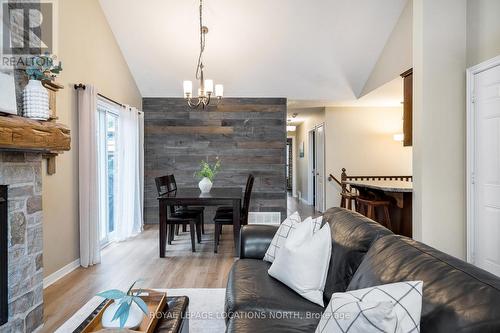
315, 124, 325, 212
471, 62, 500, 276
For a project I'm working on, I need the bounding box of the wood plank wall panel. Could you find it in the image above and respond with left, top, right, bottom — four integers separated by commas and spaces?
143, 98, 287, 224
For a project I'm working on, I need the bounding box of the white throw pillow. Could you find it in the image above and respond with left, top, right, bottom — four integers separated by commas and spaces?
315, 281, 423, 333
268, 220, 332, 306
304, 215, 324, 233
263, 211, 301, 263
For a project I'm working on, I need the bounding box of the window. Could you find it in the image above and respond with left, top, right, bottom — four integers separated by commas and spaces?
97, 99, 120, 246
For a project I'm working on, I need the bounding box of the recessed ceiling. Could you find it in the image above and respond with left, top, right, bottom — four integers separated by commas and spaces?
99, 0, 408, 101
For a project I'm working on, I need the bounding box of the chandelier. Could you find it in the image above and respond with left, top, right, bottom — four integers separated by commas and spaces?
183, 0, 223, 109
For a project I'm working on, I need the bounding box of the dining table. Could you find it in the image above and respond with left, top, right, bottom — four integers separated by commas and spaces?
157, 187, 242, 257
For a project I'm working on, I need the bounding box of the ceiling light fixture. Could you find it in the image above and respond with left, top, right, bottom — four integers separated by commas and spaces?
183, 0, 223, 109
393, 133, 404, 142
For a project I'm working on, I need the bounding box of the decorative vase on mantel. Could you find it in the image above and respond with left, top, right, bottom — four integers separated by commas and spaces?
23, 79, 50, 120
198, 177, 213, 193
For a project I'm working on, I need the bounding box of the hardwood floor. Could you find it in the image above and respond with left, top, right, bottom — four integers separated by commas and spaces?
287, 192, 321, 218
42, 225, 236, 332
42, 195, 318, 332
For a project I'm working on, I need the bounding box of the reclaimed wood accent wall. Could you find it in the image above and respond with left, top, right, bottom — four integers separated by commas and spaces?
143, 98, 287, 224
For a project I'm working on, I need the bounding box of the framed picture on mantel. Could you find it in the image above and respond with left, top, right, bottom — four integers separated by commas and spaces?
0, 67, 18, 115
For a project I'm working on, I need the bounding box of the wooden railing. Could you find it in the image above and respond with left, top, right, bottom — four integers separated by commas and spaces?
328, 174, 342, 186
328, 168, 413, 193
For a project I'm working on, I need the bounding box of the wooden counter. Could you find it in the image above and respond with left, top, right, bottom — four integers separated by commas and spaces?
344, 179, 413, 238
343, 180, 412, 193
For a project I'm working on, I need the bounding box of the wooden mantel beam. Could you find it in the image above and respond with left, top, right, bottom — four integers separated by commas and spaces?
0, 115, 70, 152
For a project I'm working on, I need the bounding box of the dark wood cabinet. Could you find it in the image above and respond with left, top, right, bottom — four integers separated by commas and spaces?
401, 68, 413, 147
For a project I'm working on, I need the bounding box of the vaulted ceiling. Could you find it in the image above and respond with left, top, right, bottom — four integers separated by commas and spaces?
99, 0, 408, 102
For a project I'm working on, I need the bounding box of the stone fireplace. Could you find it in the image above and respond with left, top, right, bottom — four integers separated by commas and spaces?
0, 152, 43, 332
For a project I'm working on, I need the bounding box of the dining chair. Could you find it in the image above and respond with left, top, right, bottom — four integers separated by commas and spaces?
156, 174, 205, 235
215, 174, 254, 217
213, 174, 254, 253
155, 176, 202, 252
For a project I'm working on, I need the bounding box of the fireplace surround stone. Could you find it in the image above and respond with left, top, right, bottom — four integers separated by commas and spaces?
0, 152, 43, 332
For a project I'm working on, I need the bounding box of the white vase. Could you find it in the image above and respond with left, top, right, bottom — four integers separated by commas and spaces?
101, 301, 144, 330
198, 177, 213, 193
23, 79, 49, 120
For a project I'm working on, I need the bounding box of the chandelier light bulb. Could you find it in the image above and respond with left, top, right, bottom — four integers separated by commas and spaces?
215, 84, 224, 98
205, 80, 214, 94
183, 80, 193, 97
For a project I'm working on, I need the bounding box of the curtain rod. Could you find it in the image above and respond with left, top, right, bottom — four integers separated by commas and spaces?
74, 83, 143, 113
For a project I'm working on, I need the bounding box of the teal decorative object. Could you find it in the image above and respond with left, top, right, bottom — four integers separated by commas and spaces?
96, 280, 149, 329
25, 54, 63, 81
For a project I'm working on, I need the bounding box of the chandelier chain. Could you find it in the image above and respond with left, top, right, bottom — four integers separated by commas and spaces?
195, 0, 206, 80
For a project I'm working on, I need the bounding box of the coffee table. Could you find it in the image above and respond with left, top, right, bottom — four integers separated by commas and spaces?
73, 296, 189, 333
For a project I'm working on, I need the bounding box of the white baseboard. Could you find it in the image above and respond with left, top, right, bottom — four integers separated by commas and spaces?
43, 258, 80, 289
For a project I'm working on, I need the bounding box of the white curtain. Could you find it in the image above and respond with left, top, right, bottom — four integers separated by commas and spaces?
115, 106, 144, 241
77, 85, 101, 268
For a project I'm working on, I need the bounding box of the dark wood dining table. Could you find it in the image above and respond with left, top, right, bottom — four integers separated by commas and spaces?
158, 187, 242, 257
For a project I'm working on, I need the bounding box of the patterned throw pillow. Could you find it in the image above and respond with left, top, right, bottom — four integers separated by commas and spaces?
315, 281, 423, 333
263, 212, 301, 263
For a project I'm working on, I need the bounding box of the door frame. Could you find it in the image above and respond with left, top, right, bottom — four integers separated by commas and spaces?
287, 135, 298, 197
314, 122, 326, 213
308, 130, 315, 206
466, 54, 500, 264
307, 123, 326, 211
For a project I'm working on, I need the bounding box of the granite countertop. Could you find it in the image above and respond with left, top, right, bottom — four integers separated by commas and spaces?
344, 179, 413, 192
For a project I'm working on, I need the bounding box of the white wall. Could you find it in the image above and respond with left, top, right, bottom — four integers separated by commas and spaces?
42, 0, 142, 277
325, 106, 412, 208
466, 0, 500, 67
362, 0, 413, 96
413, 0, 467, 259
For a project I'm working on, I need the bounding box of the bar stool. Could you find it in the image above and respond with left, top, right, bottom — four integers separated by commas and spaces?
340, 192, 358, 211
356, 198, 392, 230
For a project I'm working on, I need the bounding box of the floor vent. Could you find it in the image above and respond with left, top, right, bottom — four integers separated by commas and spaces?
248, 212, 281, 225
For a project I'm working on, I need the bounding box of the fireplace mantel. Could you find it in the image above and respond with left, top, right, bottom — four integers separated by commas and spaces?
0, 115, 71, 174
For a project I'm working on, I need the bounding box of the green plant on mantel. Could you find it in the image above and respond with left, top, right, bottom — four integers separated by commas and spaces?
25, 54, 63, 81
194, 158, 221, 181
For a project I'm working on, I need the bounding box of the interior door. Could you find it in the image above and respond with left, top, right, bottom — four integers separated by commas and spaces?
315, 124, 325, 212
473, 63, 500, 276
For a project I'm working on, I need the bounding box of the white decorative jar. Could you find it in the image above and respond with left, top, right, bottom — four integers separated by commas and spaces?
198, 177, 213, 193
23, 80, 49, 120
101, 301, 144, 330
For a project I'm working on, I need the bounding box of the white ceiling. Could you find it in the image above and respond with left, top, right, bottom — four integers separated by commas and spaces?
287, 77, 404, 125
99, 0, 408, 102
288, 76, 404, 110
